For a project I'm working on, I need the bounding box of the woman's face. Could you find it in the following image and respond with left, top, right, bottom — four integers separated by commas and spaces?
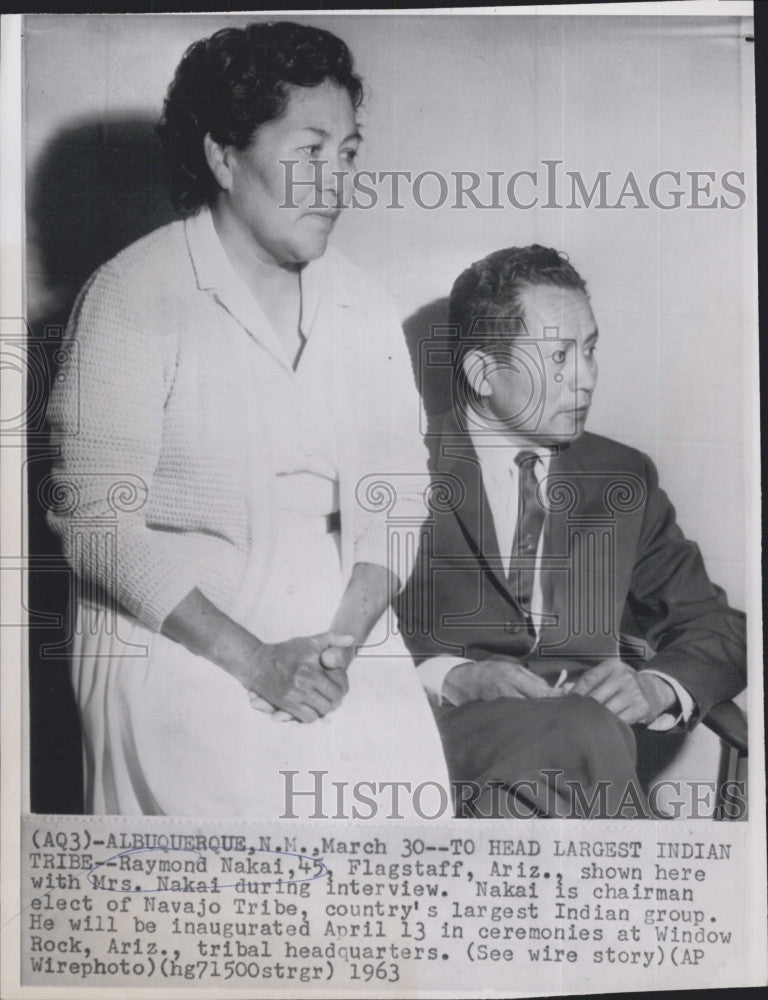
221, 79, 360, 267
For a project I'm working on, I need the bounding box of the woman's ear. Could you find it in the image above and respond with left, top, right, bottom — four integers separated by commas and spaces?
203, 133, 234, 192
461, 348, 494, 398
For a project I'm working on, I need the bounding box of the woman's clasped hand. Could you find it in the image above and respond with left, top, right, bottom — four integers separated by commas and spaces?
244, 631, 355, 723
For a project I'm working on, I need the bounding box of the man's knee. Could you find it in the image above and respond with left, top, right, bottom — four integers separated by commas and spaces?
555, 694, 637, 763
438, 693, 637, 784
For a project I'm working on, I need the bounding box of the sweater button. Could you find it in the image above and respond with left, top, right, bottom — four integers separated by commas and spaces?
504, 622, 521, 634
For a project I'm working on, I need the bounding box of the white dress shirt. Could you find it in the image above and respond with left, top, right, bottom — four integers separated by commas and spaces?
417, 411, 693, 730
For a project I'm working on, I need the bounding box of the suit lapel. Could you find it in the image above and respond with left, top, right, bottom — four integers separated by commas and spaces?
435, 412, 515, 599
434, 418, 601, 611
536, 434, 626, 662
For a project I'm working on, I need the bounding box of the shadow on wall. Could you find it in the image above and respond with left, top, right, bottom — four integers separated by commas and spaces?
402, 296, 453, 467
30, 116, 179, 313
27, 117, 179, 814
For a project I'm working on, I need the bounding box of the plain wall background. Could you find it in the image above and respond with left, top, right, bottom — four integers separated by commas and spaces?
24, 13, 756, 809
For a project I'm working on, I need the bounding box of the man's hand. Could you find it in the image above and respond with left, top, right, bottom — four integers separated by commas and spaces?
569, 657, 677, 724
443, 659, 565, 706
245, 632, 354, 723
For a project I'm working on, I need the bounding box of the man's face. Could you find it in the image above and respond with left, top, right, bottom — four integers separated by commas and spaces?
483, 283, 598, 445
224, 80, 360, 266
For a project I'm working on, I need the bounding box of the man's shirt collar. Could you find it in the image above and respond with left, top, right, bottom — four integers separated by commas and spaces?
465, 408, 554, 480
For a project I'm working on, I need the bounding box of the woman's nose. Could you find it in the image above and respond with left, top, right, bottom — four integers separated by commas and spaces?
314, 154, 348, 202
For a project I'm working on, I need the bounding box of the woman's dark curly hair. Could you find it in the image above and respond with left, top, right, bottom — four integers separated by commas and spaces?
156, 21, 363, 215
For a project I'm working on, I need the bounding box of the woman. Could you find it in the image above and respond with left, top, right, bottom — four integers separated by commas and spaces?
46, 21, 448, 817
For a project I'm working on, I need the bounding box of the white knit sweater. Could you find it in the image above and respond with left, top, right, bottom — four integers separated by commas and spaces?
46, 208, 430, 633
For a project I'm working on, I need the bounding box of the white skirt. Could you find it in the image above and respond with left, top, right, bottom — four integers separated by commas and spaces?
71, 505, 449, 819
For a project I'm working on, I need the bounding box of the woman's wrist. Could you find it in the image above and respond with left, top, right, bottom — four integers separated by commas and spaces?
161, 586, 264, 688
215, 629, 266, 688
329, 561, 399, 645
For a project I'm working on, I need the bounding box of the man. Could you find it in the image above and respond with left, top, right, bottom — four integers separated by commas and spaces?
397, 245, 746, 818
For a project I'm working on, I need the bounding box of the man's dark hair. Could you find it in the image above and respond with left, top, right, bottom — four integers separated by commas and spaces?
156, 21, 363, 215
448, 245, 588, 407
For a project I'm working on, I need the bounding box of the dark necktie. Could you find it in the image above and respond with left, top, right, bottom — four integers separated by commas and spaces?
508, 451, 546, 618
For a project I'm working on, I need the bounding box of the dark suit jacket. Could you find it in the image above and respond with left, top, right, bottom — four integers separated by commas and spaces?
397, 413, 746, 724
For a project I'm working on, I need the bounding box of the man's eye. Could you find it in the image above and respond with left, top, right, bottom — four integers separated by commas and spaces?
341, 148, 358, 164
300, 145, 322, 157
585, 346, 597, 359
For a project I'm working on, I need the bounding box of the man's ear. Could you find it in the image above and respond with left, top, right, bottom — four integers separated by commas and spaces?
461, 348, 494, 398
203, 133, 234, 192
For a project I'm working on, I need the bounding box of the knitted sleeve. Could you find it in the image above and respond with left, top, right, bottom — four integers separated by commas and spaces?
45, 262, 246, 633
